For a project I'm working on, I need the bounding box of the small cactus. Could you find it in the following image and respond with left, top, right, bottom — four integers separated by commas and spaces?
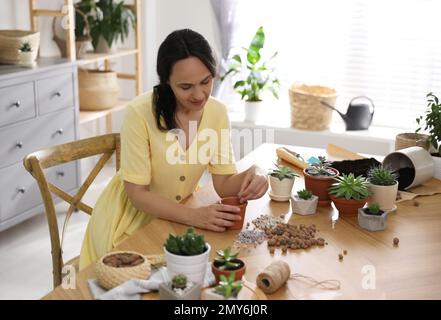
164, 227, 207, 256
171, 274, 187, 290
367, 203, 381, 215
19, 42, 32, 52
297, 189, 313, 200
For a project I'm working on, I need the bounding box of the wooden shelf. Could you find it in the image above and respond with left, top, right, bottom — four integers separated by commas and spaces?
77, 49, 139, 66
79, 99, 131, 124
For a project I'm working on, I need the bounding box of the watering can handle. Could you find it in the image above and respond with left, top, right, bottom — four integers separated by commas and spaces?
350, 96, 375, 124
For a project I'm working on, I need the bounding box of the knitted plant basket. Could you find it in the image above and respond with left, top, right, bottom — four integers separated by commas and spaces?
0, 30, 40, 65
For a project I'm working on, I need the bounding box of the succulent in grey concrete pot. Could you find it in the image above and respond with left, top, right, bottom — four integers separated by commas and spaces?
358, 203, 388, 232
158, 273, 202, 300
291, 189, 318, 215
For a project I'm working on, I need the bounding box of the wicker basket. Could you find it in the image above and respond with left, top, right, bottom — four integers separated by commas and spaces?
0, 30, 40, 65
95, 251, 151, 290
395, 133, 430, 151
288, 84, 337, 131
78, 68, 120, 110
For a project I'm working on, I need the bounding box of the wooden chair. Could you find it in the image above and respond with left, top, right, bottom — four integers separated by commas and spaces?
23, 133, 120, 288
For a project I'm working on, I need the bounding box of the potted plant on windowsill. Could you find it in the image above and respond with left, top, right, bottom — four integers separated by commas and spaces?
268, 164, 298, 201
416, 92, 441, 180
291, 189, 318, 215
303, 156, 339, 207
204, 273, 243, 300
358, 203, 388, 232
158, 273, 202, 300
164, 227, 211, 285
367, 165, 399, 211
221, 26, 280, 123
211, 247, 246, 283
329, 173, 372, 217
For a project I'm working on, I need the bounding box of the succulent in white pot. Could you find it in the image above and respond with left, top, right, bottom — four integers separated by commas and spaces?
203, 273, 243, 300
291, 189, 318, 215
358, 203, 388, 232
158, 273, 202, 300
268, 164, 298, 198
367, 165, 399, 211
17, 42, 36, 67
163, 227, 210, 285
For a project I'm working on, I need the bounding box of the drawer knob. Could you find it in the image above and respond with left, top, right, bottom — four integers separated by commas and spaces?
13, 101, 21, 108
54, 91, 62, 97
56, 171, 65, 177
56, 128, 64, 135
17, 187, 26, 194
15, 141, 23, 149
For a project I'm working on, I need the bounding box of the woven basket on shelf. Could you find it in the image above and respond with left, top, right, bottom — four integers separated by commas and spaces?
288, 84, 337, 131
95, 251, 151, 290
395, 133, 429, 151
0, 30, 40, 65
78, 68, 120, 110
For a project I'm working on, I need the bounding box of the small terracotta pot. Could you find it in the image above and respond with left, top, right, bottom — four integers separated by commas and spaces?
303, 168, 339, 207
211, 259, 246, 283
330, 194, 371, 217
220, 196, 248, 230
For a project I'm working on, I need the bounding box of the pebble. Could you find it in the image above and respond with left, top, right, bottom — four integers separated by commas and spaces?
343, 250, 348, 255
339, 254, 344, 261
393, 237, 399, 246
252, 214, 285, 230
235, 229, 266, 245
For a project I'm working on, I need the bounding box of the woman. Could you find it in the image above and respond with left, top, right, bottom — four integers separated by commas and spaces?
79, 29, 268, 269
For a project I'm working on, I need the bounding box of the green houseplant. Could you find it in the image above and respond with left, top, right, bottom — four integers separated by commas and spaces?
205, 273, 243, 300
367, 166, 398, 211
211, 247, 246, 283
329, 173, 372, 216
268, 164, 298, 200
163, 227, 211, 284
358, 202, 388, 232
158, 273, 202, 300
17, 41, 35, 67
303, 156, 339, 207
221, 26, 280, 122
291, 189, 318, 216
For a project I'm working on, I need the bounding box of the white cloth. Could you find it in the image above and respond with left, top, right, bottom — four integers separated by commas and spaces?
88, 264, 216, 300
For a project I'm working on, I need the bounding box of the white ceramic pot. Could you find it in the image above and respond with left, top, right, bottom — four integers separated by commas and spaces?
244, 101, 263, 123
164, 243, 211, 285
269, 175, 295, 197
358, 208, 388, 232
17, 51, 36, 67
383, 146, 435, 189
433, 155, 441, 180
290, 194, 318, 215
368, 182, 398, 211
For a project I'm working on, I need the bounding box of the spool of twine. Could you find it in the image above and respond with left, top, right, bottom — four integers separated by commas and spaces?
256, 260, 341, 294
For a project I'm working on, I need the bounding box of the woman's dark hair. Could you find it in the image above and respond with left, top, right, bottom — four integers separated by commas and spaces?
153, 29, 217, 131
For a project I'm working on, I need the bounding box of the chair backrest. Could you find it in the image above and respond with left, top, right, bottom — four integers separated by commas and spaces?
23, 133, 120, 288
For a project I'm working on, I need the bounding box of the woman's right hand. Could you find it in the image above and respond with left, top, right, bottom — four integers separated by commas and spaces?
191, 204, 242, 232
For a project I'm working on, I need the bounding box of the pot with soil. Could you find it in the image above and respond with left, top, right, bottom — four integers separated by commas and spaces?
158, 274, 202, 300
358, 203, 388, 231
303, 156, 339, 207
290, 189, 318, 215
329, 173, 372, 217
367, 165, 399, 211
330, 158, 381, 178
268, 164, 298, 201
211, 247, 246, 284
382, 146, 434, 190
220, 196, 248, 230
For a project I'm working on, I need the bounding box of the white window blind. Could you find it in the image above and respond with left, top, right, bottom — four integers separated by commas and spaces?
225, 0, 441, 129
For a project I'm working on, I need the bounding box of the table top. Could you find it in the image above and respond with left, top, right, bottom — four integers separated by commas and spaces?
43, 143, 441, 300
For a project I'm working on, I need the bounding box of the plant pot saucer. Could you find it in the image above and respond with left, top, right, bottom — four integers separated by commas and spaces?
384, 204, 397, 213
268, 190, 291, 202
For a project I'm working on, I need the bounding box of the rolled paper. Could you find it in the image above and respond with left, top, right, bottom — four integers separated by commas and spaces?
256, 260, 291, 294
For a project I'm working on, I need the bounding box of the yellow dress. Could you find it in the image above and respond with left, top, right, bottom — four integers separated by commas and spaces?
79, 91, 237, 269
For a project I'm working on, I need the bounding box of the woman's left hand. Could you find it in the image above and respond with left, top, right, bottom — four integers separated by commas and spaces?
237, 165, 269, 203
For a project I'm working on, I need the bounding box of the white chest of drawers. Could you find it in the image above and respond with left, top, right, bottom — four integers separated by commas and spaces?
0, 58, 81, 232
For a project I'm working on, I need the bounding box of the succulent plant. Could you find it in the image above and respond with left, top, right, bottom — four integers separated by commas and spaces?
329, 173, 371, 200
366, 203, 381, 215
214, 273, 243, 299
171, 274, 187, 290
367, 166, 398, 186
19, 42, 32, 52
306, 156, 336, 176
214, 247, 241, 270
164, 227, 207, 256
269, 164, 298, 181
297, 189, 313, 200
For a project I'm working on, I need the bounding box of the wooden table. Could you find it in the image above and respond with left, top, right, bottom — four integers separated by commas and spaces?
43, 144, 441, 300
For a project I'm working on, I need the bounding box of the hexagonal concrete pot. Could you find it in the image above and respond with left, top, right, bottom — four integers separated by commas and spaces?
358, 208, 388, 231
158, 282, 202, 300
290, 195, 318, 215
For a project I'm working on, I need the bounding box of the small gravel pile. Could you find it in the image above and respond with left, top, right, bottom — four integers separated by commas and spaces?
235, 229, 266, 245
252, 214, 285, 230
265, 223, 326, 251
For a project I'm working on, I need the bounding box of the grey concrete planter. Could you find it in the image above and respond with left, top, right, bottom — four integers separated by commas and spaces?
290, 195, 318, 215
358, 208, 388, 231
158, 282, 202, 300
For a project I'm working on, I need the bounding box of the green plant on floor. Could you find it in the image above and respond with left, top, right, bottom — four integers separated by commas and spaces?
171, 274, 187, 290
221, 26, 280, 102
164, 227, 207, 256
366, 203, 382, 215
19, 42, 32, 52
214, 273, 243, 299
214, 247, 241, 270
416, 92, 441, 156
297, 189, 313, 200
367, 165, 398, 186
307, 156, 336, 176
329, 173, 371, 200
269, 164, 298, 181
